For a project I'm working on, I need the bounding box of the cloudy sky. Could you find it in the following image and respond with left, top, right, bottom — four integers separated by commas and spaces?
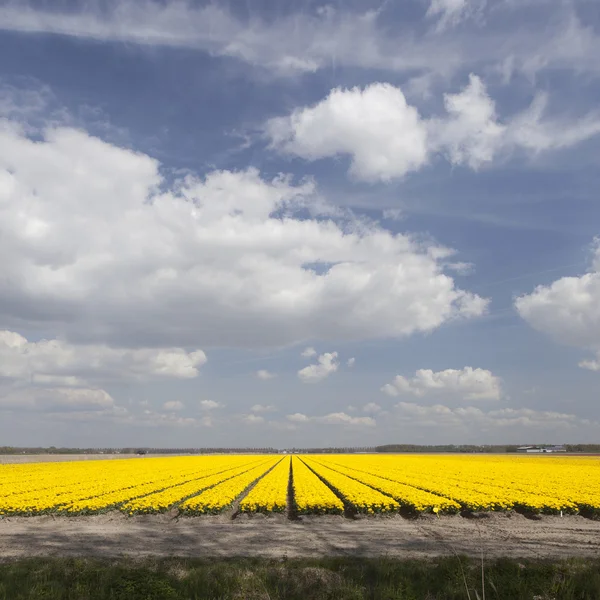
0, 0, 599, 448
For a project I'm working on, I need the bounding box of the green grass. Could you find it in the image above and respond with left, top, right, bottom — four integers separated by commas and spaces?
1, 556, 600, 599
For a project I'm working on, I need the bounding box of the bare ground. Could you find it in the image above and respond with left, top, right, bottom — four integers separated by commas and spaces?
1, 512, 599, 560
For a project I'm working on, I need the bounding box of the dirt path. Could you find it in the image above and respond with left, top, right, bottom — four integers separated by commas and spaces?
1, 513, 599, 560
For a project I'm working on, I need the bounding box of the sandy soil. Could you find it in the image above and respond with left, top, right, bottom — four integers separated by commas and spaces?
1, 512, 599, 560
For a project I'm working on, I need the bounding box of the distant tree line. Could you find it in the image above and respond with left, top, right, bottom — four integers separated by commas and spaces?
2, 444, 599, 455
375, 444, 600, 453
564, 444, 600, 453
291, 447, 376, 454
375, 444, 519, 453
0, 446, 279, 455
120, 448, 279, 454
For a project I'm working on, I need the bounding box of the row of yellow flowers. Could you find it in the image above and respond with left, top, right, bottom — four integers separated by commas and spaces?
123, 457, 274, 514
239, 457, 290, 513
309, 457, 460, 514
0, 456, 264, 515
1, 454, 599, 517
314, 455, 600, 515
291, 456, 344, 515
180, 457, 281, 515
301, 457, 399, 513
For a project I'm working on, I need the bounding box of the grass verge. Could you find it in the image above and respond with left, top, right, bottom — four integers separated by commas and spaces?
1, 556, 600, 599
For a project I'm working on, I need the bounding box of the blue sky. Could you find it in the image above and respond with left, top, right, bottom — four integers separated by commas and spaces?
0, 0, 599, 448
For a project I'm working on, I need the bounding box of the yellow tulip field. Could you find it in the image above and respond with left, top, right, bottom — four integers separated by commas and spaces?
0, 453, 598, 517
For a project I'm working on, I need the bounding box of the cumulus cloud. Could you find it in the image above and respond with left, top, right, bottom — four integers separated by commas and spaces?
381, 366, 502, 400
0, 331, 206, 385
362, 402, 381, 413
347, 357, 356, 367
241, 413, 265, 424
256, 369, 276, 380
267, 75, 600, 182
429, 74, 505, 168
297, 351, 340, 383
516, 238, 600, 369
267, 83, 428, 182
286, 412, 310, 423
163, 400, 184, 411
199, 400, 222, 410
251, 404, 276, 413
301, 347, 317, 358
579, 357, 600, 371
286, 411, 375, 426
0, 124, 487, 349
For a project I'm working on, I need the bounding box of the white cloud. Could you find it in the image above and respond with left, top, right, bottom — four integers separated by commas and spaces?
242, 413, 265, 424
301, 347, 317, 358
267, 75, 600, 182
286, 411, 375, 426
267, 83, 429, 182
516, 239, 600, 370
0, 386, 116, 412
382, 208, 403, 221
363, 402, 381, 413
251, 404, 276, 413
592, 237, 600, 272
318, 412, 376, 426
0, 330, 206, 385
286, 412, 310, 423
381, 366, 502, 400
347, 357, 356, 367
256, 369, 276, 380
2, 1, 597, 85
0, 2, 466, 78
395, 401, 595, 430
426, 0, 483, 31
429, 74, 505, 169
163, 400, 184, 411
0, 123, 487, 349
297, 351, 340, 383
137, 409, 206, 428
199, 400, 222, 410
579, 357, 600, 372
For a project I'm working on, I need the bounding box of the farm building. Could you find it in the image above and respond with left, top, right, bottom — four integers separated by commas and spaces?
517, 445, 566, 453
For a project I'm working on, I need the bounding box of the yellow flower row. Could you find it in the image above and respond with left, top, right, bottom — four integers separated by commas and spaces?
0, 456, 263, 515
310, 457, 460, 514
1, 454, 599, 517
301, 457, 398, 513
315, 455, 600, 515
291, 456, 344, 515
180, 457, 282, 514
239, 456, 290, 513
122, 458, 274, 514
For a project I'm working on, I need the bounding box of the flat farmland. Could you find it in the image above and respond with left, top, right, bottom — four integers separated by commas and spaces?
2, 453, 600, 559
1, 453, 600, 517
